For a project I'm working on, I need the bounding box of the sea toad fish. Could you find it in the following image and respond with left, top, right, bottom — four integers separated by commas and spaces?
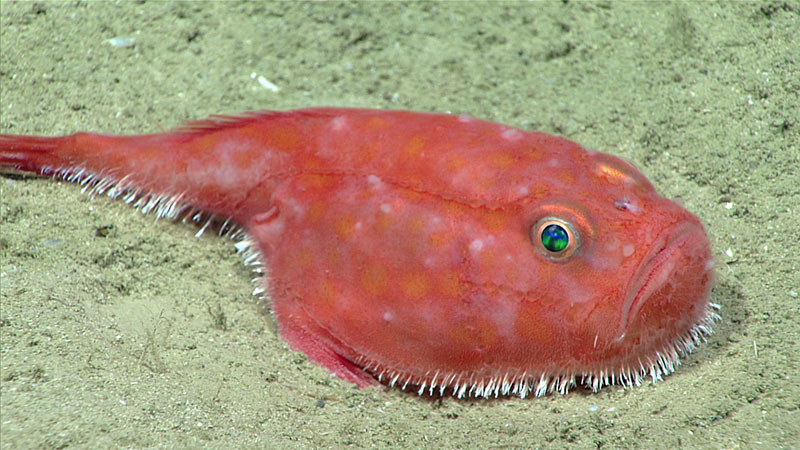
0, 108, 719, 398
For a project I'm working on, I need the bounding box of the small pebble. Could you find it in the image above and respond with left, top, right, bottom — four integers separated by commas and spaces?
108, 37, 135, 48
42, 238, 63, 247
251, 72, 279, 92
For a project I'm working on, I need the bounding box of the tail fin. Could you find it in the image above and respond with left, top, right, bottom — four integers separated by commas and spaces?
0, 134, 68, 174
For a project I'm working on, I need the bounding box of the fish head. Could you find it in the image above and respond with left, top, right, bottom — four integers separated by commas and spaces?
463, 148, 715, 374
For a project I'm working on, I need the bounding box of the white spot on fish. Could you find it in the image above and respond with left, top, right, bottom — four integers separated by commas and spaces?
622, 244, 635, 257
354, 221, 362, 231
380, 203, 392, 214
561, 277, 592, 305
604, 237, 620, 252
383, 311, 394, 322
458, 113, 473, 123
614, 197, 641, 214
367, 174, 383, 189
500, 128, 522, 142
517, 186, 529, 196
284, 198, 306, 218
331, 116, 347, 131
469, 239, 484, 254
487, 301, 519, 337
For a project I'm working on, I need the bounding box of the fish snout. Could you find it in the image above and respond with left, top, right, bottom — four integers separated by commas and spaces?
618, 220, 714, 342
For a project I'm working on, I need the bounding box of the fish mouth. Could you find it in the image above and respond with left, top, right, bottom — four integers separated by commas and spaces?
616, 221, 711, 340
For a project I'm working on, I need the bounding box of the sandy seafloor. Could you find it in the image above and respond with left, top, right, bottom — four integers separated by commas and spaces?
0, 1, 798, 449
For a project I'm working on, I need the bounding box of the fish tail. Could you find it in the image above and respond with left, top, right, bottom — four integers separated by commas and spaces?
0, 134, 70, 174
0, 132, 134, 177
0, 110, 329, 221
0, 131, 229, 225
0, 127, 268, 223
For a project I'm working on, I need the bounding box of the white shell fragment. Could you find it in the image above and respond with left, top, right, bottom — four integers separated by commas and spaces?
250, 72, 280, 92
107, 37, 135, 48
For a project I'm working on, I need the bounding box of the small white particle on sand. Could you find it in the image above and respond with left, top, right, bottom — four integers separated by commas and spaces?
251, 73, 279, 92
725, 248, 734, 258
724, 202, 733, 210
257, 76, 280, 92
108, 37, 135, 48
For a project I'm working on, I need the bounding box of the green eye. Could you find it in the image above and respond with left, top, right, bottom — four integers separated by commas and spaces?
532, 217, 580, 261
541, 224, 569, 252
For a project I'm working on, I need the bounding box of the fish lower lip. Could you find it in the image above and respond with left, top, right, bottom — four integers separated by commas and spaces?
618, 222, 706, 337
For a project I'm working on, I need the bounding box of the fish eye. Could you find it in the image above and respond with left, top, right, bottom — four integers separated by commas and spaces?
532, 217, 580, 261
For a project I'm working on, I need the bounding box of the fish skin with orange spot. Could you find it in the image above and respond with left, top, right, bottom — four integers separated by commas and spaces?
0, 108, 718, 398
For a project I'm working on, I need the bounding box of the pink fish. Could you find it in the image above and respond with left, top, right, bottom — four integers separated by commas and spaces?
0, 108, 718, 398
